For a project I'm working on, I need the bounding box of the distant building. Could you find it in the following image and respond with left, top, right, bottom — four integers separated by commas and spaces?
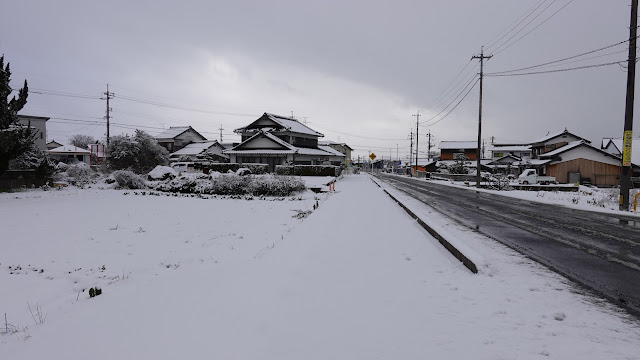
47, 145, 91, 165
438, 141, 478, 160
17, 115, 49, 151
46, 140, 64, 150
155, 126, 207, 152
224, 113, 342, 172
169, 140, 229, 162
319, 140, 353, 169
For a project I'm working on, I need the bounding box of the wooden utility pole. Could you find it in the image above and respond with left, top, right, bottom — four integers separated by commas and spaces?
413, 111, 420, 175
620, 0, 637, 210
427, 129, 432, 162
219, 124, 224, 142
472, 47, 492, 187
103, 84, 114, 147
409, 130, 414, 176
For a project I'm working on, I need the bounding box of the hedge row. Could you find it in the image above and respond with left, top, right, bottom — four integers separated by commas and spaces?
200, 163, 268, 174
275, 165, 341, 177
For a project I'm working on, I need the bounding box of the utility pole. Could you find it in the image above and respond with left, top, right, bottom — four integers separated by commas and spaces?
409, 130, 414, 176
427, 129, 432, 162
413, 111, 420, 175
620, 0, 638, 210
218, 124, 224, 143
472, 47, 492, 188
102, 84, 114, 147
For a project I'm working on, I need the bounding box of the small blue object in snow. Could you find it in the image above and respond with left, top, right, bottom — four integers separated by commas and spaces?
398, 161, 401, 165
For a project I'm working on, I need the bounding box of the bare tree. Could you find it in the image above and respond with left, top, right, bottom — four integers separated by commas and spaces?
69, 134, 96, 149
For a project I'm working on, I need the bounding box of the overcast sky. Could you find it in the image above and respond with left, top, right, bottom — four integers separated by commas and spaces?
1, 0, 637, 161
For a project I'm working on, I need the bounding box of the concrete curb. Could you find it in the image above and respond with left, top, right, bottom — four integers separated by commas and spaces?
381, 188, 479, 274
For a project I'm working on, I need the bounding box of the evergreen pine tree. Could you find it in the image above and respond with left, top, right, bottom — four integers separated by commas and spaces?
0, 54, 32, 175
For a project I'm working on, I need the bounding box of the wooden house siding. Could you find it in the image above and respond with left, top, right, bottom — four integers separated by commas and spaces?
440, 149, 478, 160
547, 158, 620, 186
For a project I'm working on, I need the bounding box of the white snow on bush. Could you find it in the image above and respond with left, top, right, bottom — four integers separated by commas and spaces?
147, 165, 177, 180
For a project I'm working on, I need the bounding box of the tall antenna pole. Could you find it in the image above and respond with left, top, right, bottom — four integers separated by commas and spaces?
620, 0, 638, 211
103, 84, 114, 147
472, 47, 492, 188
413, 111, 420, 175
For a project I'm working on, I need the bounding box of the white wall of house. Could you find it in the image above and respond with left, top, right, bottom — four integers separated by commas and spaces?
18, 116, 48, 151
242, 137, 286, 149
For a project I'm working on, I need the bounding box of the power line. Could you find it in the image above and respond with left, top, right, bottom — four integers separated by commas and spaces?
113, 94, 258, 117
487, 38, 631, 75
485, 60, 625, 77
424, 60, 475, 109
484, 0, 550, 52
421, 75, 479, 125
422, 78, 480, 127
13, 87, 102, 100
493, 0, 575, 56
490, 0, 561, 55
308, 123, 406, 141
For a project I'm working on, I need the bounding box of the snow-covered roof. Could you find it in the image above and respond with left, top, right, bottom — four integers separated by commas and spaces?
170, 141, 221, 156
530, 129, 590, 145
317, 145, 345, 157
438, 141, 478, 150
235, 113, 324, 137
264, 113, 323, 137
318, 140, 353, 150
47, 145, 91, 154
156, 126, 206, 140
225, 130, 336, 157
487, 145, 532, 153
538, 141, 584, 157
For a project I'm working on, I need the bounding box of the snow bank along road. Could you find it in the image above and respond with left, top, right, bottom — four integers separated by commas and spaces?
376, 173, 640, 316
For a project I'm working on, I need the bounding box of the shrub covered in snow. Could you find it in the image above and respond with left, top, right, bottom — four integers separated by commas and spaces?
106, 130, 169, 174
112, 170, 147, 189
147, 165, 177, 181
53, 162, 99, 186
275, 165, 341, 176
8, 144, 55, 176
153, 173, 306, 196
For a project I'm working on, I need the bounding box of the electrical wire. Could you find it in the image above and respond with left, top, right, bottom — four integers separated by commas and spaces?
485, 60, 625, 77
484, 0, 550, 52
422, 77, 480, 127
308, 123, 407, 141
421, 75, 478, 124
493, 0, 576, 56
13, 87, 102, 100
487, 38, 631, 75
114, 94, 258, 117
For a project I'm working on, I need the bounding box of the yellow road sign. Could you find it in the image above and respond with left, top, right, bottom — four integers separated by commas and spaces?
369, 153, 376, 160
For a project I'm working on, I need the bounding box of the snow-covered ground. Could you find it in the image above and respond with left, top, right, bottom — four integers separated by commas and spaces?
2, 174, 639, 359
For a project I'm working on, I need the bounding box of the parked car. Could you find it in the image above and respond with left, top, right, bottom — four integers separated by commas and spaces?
518, 169, 556, 185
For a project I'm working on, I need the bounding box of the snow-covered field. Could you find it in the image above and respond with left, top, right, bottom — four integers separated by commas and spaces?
2, 174, 640, 359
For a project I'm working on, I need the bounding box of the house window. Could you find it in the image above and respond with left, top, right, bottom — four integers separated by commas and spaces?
494, 152, 503, 158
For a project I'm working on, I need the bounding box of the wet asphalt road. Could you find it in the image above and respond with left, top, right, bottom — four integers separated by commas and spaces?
376, 173, 640, 316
